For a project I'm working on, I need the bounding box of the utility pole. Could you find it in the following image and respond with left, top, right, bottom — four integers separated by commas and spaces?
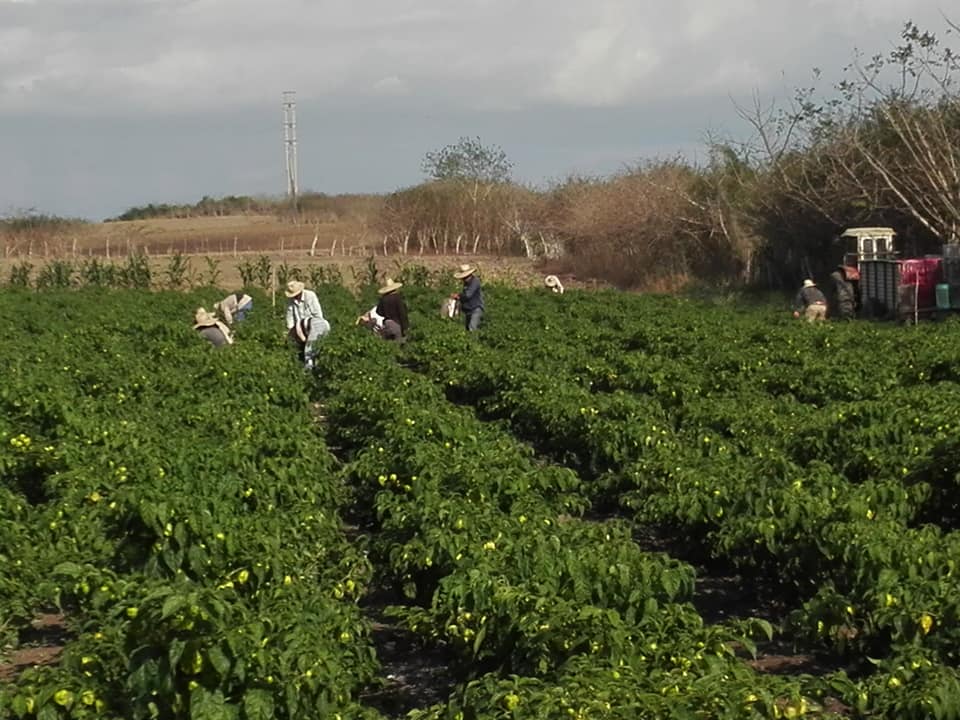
282, 91, 299, 202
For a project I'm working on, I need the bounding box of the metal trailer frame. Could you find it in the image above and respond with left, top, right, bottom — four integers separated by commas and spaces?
859, 258, 943, 322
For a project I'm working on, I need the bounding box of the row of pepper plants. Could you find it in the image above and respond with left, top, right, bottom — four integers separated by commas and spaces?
0, 289, 380, 719
308, 285, 859, 719
390, 284, 960, 719
6, 281, 960, 719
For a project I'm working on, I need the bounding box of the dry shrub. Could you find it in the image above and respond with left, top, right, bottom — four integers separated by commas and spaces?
375, 181, 542, 255
547, 162, 732, 289
288, 193, 384, 225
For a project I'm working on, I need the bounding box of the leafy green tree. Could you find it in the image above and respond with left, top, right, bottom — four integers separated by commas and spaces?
421, 136, 513, 184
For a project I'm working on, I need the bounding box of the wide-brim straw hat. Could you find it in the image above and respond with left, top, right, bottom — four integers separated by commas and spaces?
544, 274, 560, 288
803, 279, 815, 288
194, 308, 217, 328
378, 278, 403, 295
454, 264, 476, 280
285, 280, 306, 298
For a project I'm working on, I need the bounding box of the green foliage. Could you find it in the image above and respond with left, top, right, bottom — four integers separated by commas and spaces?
308, 264, 343, 288
7, 284, 960, 719
0, 289, 378, 719
119, 252, 152, 289
0, 211, 87, 234
165, 252, 191, 289
351, 256, 379, 288
201, 257, 221, 287
275, 263, 302, 289
392, 261, 438, 287
35, 261, 75, 290
421, 136, 512, 183
237, 259, 257, 288
8, 261, 33, 287
79, 258, 119, 288
253, 256, 272, 289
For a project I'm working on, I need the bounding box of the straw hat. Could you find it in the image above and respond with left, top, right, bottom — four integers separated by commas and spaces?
544, 275, 560, 288
378, 278, 403, 295
803, 279, 815, 288
454, 264, 476, 280
194, 308, 217, 328
285, 280, 306, 298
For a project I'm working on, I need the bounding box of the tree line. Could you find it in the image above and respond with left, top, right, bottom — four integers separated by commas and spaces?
11, 18, 956, 290
379, 20, 960, 289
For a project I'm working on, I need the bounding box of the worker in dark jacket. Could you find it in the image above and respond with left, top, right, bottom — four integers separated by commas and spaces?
793, 279, 828, 322
357, 278, 409, 341
375, 278, 409, 340
830, 266, 856, 320
453, 264, 484, 331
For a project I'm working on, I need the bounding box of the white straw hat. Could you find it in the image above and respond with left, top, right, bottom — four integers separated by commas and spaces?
378, 278, 403, 295
285, 280, 306, 298
193, 308, 217, 328
454, 264, 476, 280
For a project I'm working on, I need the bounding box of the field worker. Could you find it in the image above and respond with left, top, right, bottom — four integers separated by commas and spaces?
356, 306, 385, 333
374, 277, 409, 341
214, 291, 253, 325
285, 280, 330, 369
193, 307, 234, 347
544, 275, 565, 294
453, 264, 484, 331
793, 279, 828, 322
288, 318, 320, 368
830, 266, 856, 320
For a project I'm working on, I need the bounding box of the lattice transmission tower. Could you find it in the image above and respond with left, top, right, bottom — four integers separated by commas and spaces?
282, 91, 299, 200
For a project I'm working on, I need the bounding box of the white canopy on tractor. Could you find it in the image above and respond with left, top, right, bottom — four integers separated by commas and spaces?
840, 227, 896, 266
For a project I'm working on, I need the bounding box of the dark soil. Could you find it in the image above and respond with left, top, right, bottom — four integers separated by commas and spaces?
360, 620, 458, 718
0, 613, 70, 683
359, 590, 459, 719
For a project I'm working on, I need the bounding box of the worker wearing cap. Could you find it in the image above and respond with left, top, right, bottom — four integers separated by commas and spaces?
284, 281, 330, 368
193, 308, 234, 347
453, 264, 484, 331
793, 279, 828, 322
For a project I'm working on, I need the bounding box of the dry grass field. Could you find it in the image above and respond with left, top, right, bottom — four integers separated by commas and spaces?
0, 215, 599, 291
1, 214, 375, 259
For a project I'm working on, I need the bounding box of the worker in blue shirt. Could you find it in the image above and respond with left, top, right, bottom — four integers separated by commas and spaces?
453, 264, 484, 331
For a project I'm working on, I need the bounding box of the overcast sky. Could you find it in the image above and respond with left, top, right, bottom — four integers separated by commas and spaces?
0, 0, 953, 220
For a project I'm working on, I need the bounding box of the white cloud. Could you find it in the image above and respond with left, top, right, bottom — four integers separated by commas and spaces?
0, 0, 951, 115
371, 75, 408, 95
0, 0, 955, 217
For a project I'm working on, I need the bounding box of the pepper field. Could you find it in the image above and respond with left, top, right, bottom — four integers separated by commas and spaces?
2, 283, 960, 719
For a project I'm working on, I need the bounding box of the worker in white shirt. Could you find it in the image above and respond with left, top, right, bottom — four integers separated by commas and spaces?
284, 281, 331, 369
214, 291, 253, 325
